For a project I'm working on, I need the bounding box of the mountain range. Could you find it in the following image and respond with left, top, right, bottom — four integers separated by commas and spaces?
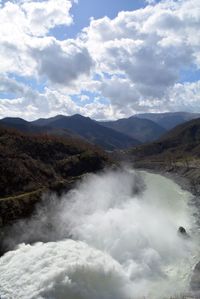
0, 115, 138, 150
32, 114, 139, 150
0, 112, 200, 150
99, 116, 166, 143
136, 112, 200, 130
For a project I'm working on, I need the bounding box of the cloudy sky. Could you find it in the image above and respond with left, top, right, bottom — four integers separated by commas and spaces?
0, 0, 200, 120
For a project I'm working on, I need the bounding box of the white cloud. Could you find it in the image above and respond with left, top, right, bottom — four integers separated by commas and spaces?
0, 0, 94, 88
168, 80, 200, 112
1, 76, 200, 121
78, 0, 200, 116
0, 0, 200, 119
0, 0, 74, 37
145, 0, 156, 4
99, 76, 165, 117
21, 0, 74, 37
0, 1, 77, 74
0, 75, 78, 119
31, 39, 94, 85
0, 75, 112, 120
0, 75, 26, 95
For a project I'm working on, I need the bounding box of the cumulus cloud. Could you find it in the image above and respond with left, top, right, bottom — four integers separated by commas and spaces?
0, 75, 79, 119
168, 80, 200, 112
0, 75, 112, 120
21, 0, 74, 36
0, 0, 200, 119
0, 0, 94, 89
99, 76, 200, 117
31, 39, 94, 85
0, 75, 26, 95
0, 0, 74, 37
1, 75, 199, 121
79, 0, 200, 116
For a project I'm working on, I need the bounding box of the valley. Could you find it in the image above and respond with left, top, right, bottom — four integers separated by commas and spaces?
1, 112, 200, 298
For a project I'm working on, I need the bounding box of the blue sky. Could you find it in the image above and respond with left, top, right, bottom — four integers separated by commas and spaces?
0, 0, 200, 120
50, 0, 148, 39
69, 0, 146, 37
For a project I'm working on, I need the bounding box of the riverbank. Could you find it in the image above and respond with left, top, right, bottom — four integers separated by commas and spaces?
132, 159, 200, 196
132, 160, 200, 222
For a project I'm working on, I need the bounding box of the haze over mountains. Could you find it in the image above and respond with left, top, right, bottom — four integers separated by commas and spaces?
100, 117, 166, 143
100, 111, 200, 143
0, 112, 200, 150
136, 112, 200, 130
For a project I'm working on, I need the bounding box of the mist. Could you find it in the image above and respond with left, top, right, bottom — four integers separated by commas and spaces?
0, 167, 199, 299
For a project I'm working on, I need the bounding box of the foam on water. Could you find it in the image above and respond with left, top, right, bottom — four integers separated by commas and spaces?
0, 168, 199, 299
0, 239, 133, 299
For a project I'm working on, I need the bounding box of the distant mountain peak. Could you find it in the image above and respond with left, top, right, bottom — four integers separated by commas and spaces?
72, 113, 85, 118
71, 114, 91, 121
2, 117, 27, 122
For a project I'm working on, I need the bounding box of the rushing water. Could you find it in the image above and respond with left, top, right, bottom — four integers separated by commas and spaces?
0, 168, 199, 299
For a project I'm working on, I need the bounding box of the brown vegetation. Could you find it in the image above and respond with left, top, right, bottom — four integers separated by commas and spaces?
0, 126, 111, 226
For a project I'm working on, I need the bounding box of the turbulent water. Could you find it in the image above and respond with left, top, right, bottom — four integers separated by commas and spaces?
0, 168, 199, 299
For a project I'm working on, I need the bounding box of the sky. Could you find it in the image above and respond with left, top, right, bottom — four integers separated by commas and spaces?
0, 0, 200, 120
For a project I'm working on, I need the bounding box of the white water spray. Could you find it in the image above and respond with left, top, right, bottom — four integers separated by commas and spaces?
0, 168, 199, 299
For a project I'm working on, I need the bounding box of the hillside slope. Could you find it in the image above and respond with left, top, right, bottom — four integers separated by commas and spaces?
0, 117, 76, 139
130, 117, 200, 159
0, 126, 110, 199
99, 116, 166, 143
128, 118, 200, 194
0, 126, 112, 228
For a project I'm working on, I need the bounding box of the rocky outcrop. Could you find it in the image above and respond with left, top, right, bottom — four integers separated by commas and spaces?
178, 226, 190, 238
